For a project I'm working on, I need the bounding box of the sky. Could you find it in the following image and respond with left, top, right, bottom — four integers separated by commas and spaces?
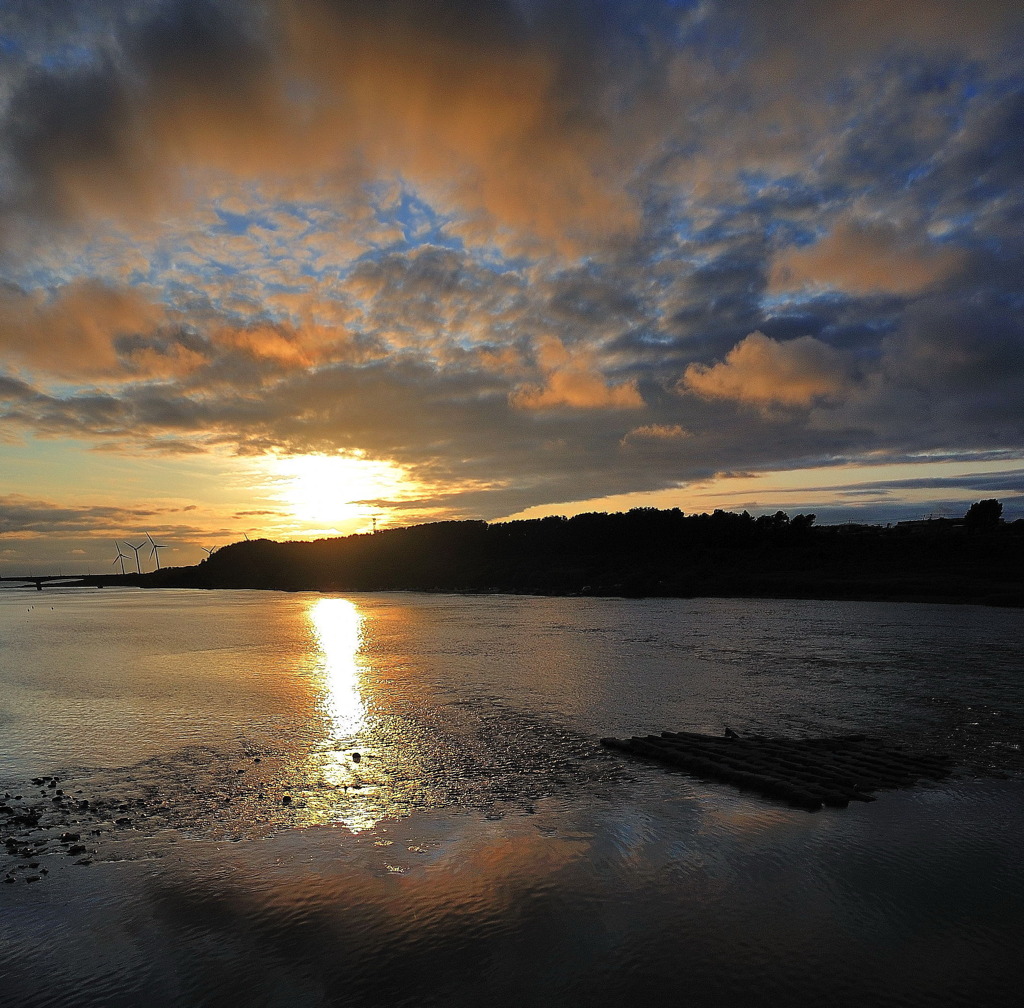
1, 0, 1023, 573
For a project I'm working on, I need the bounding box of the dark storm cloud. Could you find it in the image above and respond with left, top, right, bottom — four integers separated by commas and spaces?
2, 64, 129, 221
129, 0, 269, 86
0, 1, 266, 236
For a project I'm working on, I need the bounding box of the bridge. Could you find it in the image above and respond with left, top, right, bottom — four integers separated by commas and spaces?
0, 575, 95, 591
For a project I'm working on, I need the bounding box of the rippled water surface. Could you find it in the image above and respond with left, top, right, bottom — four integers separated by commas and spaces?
0, 589, 1022, 1007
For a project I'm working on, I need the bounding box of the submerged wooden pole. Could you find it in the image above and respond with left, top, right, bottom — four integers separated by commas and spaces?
600, 731, 953, 811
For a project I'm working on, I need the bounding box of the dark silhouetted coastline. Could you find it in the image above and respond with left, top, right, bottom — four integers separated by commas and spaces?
95, 503, 1024, 607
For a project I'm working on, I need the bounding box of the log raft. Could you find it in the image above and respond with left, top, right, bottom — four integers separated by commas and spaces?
600, 731, 954, 811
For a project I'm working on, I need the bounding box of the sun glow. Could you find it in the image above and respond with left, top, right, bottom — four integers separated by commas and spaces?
270, 453, 416, 532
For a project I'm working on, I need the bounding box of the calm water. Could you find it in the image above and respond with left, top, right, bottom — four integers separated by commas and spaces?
0, 588, 1021, 1007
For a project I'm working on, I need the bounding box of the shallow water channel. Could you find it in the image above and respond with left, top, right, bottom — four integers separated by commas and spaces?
0, 589, 1021, 1007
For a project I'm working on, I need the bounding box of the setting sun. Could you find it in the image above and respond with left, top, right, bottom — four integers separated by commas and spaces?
268, 454, 416, 533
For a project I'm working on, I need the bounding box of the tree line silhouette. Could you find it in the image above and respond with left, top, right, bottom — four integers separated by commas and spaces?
119, 500, 1022, 607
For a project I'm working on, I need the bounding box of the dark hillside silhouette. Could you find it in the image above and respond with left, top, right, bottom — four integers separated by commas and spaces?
107, 501, 1024, 607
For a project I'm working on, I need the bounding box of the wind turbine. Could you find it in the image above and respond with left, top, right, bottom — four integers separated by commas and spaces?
146, 532, 169, 570
124, 540, 145, 574
111, 541, 130, 575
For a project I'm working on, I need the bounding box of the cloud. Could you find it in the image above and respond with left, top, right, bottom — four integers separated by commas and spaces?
824, 469, 1024, 495
681, 332, 852, 409
622, 424, 691, 442
512, 336, 643, 411
0, 375, 38, 401
769, 218, 964, 296
0, 0, 668, 257
0, 281, 166, 378
726, 0, 1024, 59
0, 494, 164, 536
0, 2, 280, 235
1, 1, 1024, 530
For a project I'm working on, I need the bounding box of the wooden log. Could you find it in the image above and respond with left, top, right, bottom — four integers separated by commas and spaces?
600, 730, 952, 811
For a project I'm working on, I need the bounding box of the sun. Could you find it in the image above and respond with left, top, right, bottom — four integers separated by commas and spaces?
269, 453, 415, 532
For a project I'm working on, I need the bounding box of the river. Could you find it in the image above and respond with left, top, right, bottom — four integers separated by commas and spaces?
0, 588, 1021, 1006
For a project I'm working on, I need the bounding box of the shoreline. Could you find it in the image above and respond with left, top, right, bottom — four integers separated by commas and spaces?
53, 578, 1024, 609
12, 510, 1024, 609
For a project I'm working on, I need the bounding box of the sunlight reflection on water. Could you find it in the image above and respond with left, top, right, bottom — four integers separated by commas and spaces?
305, 597, 385, 831
309, 596, 367, 739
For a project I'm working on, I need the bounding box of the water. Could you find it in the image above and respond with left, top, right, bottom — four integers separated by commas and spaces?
0, 588, 1022, 1007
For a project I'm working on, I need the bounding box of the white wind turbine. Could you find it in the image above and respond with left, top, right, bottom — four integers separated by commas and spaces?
124, 540, 145, 574
111, 541, 131, 575
146, 532, 169, 570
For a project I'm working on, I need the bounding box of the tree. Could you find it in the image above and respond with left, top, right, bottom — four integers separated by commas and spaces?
964, 499, 1002, 529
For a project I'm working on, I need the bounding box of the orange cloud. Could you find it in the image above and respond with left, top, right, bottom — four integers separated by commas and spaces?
0, 278, 363, 384
769, 218, 964, 295
681, 331, 850, 408
621, 424, 691, 444
512, 336, 643, 410
276, 1, 639, 252
216, 323, 313, 368
8, 0, 642, 257
0, 281, 164, 378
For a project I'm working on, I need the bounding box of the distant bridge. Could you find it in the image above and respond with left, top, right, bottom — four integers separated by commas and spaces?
0, 575, 95, 591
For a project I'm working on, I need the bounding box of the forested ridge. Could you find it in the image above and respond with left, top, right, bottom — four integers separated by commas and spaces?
114, 502, 1023, 607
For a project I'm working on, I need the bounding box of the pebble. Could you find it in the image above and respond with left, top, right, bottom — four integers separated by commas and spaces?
1, 755, 311, 885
